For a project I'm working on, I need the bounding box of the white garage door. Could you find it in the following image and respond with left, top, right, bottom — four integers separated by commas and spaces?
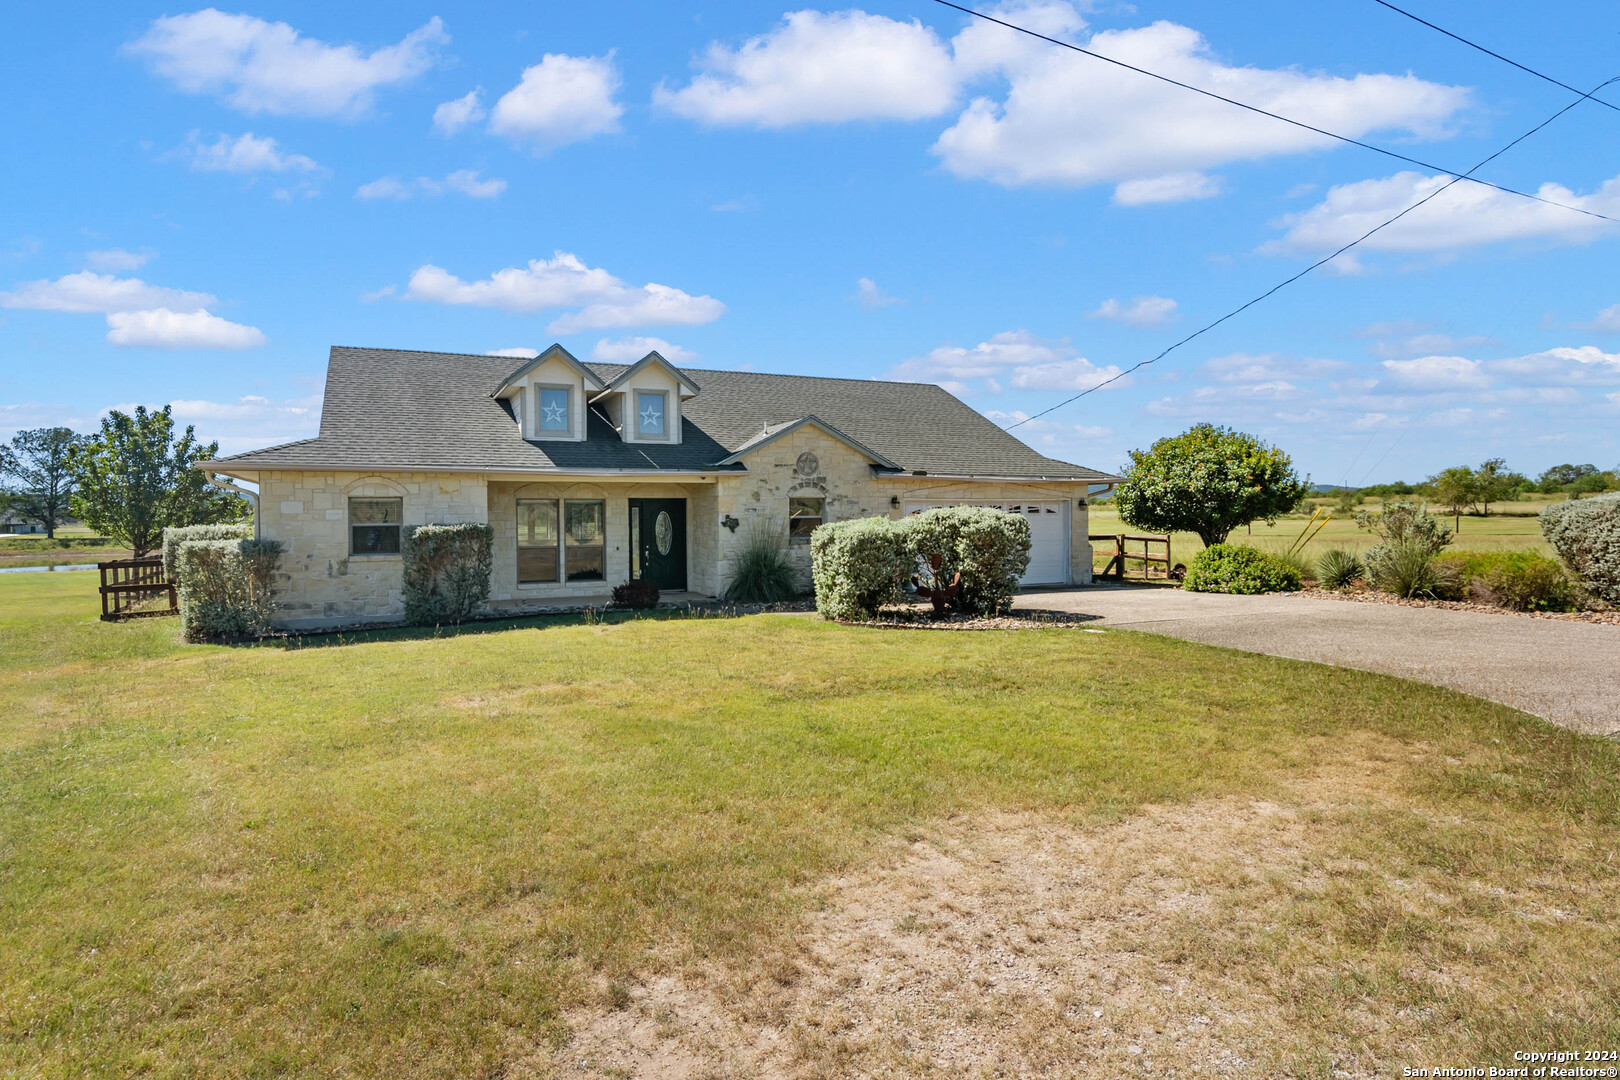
902, 501, 1070, 585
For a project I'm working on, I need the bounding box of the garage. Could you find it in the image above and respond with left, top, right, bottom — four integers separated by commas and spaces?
902, 501, 1071, 585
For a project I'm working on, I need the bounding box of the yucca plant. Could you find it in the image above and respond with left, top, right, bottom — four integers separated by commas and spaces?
1316, 548, 1363, 589
723, 524, 800, 603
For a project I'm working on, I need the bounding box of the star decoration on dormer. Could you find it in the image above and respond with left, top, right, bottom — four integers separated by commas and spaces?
640, 404, 662, 431
542, 401, 567, 428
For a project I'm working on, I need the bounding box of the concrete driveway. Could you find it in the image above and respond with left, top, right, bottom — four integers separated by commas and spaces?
1022, 585, 1620, 736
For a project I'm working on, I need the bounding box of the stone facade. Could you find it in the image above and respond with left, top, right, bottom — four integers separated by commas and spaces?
257, 470, 488, 629
255, 432, 1093, 628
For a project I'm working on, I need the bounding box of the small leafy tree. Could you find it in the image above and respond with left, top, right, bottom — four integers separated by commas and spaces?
1114, 424, 1308, 547
1429, 466, 1478, 529
69, 406, 245, 558
0, 426, 82, 537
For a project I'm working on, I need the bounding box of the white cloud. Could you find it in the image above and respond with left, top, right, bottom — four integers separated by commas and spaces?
434, 89, 485, 135
0, 271, 214, 313
126, 10, 445, 119
356, 169, 506, 200
888, 330, 1124, 395
1265, 170, 1620, 256
1202, 352, 1347, 381
165, 392, 319, 451
1489, 346, 1620, 385
655, 10, 957, 126
934, 8, 1468, 190
591, 336, 699, 364
487, 347, 540, 359
179, 131, 320, 173
403, 252, 725, 335
1380, 354, 1489, 389
1576, 303, 1620, 333
1113, 171, 1222, 206
1088, 295, 1177, 326
853, 277, 902, 310
105, 308, 266, 349
85, 249, 153, 272
489, 53, 623, 149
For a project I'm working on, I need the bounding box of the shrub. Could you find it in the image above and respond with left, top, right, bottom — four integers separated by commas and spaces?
1542, 492, 1620, 603
163, 522, 251, 583
1182, 543, 1301, 594
1354, 501, 1453, 555
810, 516, 910, 620
723, 525, 800, 604
905, 506, 1031, 615
1364, 538, 1459, 599
610, 579, 661, 609
177, 537, 282, 641
1316, 548, 1364, 589
402, 523, 493, 625
1435, 550, 1581, 612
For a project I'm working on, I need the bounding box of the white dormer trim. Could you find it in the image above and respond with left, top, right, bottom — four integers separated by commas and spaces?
492, 343, 607, 396
589, 350, 694, 445
492, 344, 600, 443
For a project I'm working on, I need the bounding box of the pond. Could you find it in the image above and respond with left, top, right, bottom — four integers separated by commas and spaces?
0, 563, 99, 574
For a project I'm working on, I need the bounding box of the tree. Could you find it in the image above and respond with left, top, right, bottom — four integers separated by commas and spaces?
1114, 424, 1309, 547
0, 427, 82, 538
1430, 466, 1478, 531
1538, 463, 1598, 493
68, 405, 246, 558
1473, 458, 1523, 516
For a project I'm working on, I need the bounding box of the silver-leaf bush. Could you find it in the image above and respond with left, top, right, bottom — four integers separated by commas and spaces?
177, 537, 282, 641
1541, 493, 1620, 602
402, 523, 494, 625
163, 523, 251, 583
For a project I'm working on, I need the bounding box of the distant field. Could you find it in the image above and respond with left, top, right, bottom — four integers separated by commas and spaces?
1089, 498, 1555, 572
0, 534, 129, 568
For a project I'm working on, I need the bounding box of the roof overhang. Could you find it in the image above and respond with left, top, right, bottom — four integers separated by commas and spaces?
202, 462, 734, 482
712, 415, 902, 471
492, 344, 607, 398
592, 351, 701, 400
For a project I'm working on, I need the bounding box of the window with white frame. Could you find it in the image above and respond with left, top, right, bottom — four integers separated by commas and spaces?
635, 390, 667, 438
534, 386, 571, 437
788, 496, 824, 541
350, 497, 402, 555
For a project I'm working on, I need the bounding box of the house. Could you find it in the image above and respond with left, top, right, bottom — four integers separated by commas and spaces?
207, 345, 1124, 629
0, 511, 45, 535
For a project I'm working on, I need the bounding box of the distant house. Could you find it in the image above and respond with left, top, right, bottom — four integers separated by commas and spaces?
0, 511, 44, 535
208, 345, 1123, 629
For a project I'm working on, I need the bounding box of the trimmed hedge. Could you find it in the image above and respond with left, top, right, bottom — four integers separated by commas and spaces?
811, 516, 910, 621
1542, 493, 1620, 603
1183, 543, 1301, 594
177, 538, 282, 642
163, 523, 252, 583
810, 507, 1032, 620
402, 523, 494, 625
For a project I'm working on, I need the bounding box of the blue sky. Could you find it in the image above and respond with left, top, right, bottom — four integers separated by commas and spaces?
3, 0, 1618, 484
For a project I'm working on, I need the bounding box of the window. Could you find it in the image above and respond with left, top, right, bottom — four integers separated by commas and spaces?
564, 500, 605, 581
789, 496, 824, 541
350, 497, 402, 555
636, 390, 666, 438
516, 499, 559, 583
536, 386, 571, 435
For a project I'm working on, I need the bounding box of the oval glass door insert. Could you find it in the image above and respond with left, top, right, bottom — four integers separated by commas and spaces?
654, 510, 673, 556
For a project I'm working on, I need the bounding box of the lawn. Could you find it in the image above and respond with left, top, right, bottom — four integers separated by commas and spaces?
2, 571, 1617, 1078
1089, 498, 1556, 574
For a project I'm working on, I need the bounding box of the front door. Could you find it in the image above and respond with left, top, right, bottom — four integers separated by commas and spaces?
629, 498, 687, 591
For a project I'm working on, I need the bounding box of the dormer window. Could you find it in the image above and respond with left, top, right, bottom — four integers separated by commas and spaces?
536, 386, 572, 436
637, 391, 668, 439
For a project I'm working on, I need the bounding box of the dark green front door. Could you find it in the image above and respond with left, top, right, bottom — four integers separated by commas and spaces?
629, 498, 687, 591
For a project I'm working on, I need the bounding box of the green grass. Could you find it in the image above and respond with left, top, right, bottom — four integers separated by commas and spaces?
0, 535, 129, 568
2, 571, 1617, 1077
1089, 500, 1554, 573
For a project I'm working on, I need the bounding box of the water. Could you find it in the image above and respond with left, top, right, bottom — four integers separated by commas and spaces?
0, 563, 99, 574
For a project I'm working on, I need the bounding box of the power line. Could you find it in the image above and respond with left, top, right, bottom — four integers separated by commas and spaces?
931, 0, 1619, 227
1369, 0, 1620, 113
1003, 74, 1620, 431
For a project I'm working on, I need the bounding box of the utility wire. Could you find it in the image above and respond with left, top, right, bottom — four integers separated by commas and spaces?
1002, 74, 1620, 431
1369, 0, 1620, 113
932, 0, 1619, 227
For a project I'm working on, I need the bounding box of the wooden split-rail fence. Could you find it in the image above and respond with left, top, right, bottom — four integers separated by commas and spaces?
1090, 533, 1175, 581
99, 558, 177, 621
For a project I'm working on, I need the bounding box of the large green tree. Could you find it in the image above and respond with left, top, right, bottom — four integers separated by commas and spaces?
0, 427, 83, 537
1114, 424, 1309, 547
69, 406, 246, 558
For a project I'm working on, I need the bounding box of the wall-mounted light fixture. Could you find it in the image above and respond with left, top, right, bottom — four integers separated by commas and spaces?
889, 496, 900, 508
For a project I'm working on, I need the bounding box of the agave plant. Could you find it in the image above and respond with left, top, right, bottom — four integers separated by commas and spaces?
1316, 548, 1363, 590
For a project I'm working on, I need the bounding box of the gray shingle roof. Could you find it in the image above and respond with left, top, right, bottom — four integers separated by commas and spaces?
212, 346, 1122, 482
